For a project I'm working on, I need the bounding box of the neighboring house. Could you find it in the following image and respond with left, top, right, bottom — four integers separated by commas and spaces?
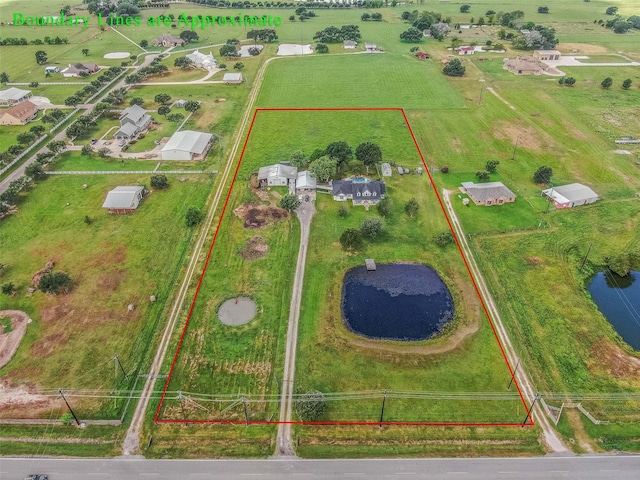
534, 49, 561, 61
460, 181, 516, 206
423, 29, 431, 37
415, 51, 430, 59
456, 46, 475, 55
365, 43, 378, 51
541, 183, 599, 208
161, 130, 213, 161
60, 63, 99, 78
153, 34, 185, 47
223, 72, 243, 84
343, 40, 357, 49
186, 49, 217, 70
258, 163, 298, 187
332, 178, 386, 207
102, 186, 145, 214
381, 163, 392, 177
114, 104, 152, 141
296, 170, 316, 193
44, 66, 59, 74
0, 87, 32, 106
0, 100, 38, 125
174, 99, 186, 108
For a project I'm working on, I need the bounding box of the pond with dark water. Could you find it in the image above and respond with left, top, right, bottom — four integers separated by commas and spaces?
588, 270, 640, 351
341, 263, 455, 341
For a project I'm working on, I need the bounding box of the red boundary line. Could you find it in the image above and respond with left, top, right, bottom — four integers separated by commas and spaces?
154, 107, 534, 427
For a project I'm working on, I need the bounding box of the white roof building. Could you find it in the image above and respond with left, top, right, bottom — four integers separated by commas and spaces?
296, 171, 316, 191
258, 163, 298, 187
381, 163, 392, 177
161, 130, 214, 161
223, 72, 243, 84
102, 186, 145, 214
0, 87, 32, 105
542, 183, 599, 208
186, 49, 217, 70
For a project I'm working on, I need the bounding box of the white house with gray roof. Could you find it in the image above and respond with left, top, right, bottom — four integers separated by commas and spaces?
114, 105, 152, 141
258, 163, 298, 187
541, 183, 598, 208
461, 181, 516, 206
161, 130, 213, 161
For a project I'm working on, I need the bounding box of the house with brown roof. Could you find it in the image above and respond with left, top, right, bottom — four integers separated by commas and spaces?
153, 34, 185, 47
504, 56, 548, 75
0, 100, 38, 125
460, 181, 516, 206
60, 63, 100, 78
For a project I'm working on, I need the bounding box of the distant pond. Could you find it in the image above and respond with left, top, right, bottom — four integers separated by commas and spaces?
341, 263, 455, 341
588, 270, 640, 351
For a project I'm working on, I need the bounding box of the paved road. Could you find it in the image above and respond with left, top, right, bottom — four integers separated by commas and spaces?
2, 456, 640, 480
276, 197, 316, 456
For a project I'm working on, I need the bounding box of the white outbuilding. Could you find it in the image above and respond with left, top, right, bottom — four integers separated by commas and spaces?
161, 130, 214, 161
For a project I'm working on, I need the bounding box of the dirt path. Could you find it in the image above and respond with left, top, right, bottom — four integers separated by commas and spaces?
122, 54, 283, 456
0, 310, 29, 370
275, 199, 316, 457
441, 190, 569, 454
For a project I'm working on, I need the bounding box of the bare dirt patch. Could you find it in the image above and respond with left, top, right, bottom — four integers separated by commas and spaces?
41, 304, 74, 324
0, 311, 29, 369
30, 332, 70, 358
239, 236, 269, 261
0, 381, 59, 419
97, 269, 126, 292
233, 202, 289, 229
493, 119, 555, 152
590, 338, 640, 380
559, 43, 609, 55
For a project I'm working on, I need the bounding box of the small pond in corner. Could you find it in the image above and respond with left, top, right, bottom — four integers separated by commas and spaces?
588, 270, 640, 351
341, 263, 454, 341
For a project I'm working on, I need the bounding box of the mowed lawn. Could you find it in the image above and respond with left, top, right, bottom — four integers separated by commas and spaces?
0, 173, 211, 418
256, 54, 465, 110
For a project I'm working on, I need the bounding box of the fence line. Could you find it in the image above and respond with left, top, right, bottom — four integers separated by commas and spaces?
0, 135, 47, 176
46, 170, 207, 175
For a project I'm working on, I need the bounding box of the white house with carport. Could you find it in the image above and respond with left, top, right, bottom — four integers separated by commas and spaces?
161, 130, 213, 161
541, 183, 599, 208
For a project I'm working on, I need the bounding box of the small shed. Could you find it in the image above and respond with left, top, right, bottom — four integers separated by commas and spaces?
365, 43, 377, 51
365, 259, 376, 271
416, 167, 423, 175
223, 72, 243, 84
102, 186, 145, 214
381, 163, 392, 177
343, 40, 357, 49
397, 166, 404, 175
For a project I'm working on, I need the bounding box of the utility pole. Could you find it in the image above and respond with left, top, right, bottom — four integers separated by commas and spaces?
580, 243, 593, 272
508, 358, 521, 390
379, 389, 387, 427
242, 394, 249, 427
511, 136, 520, 160
521, 393, 539, 426
59, 389, 81, 426
114, 353, 128, 380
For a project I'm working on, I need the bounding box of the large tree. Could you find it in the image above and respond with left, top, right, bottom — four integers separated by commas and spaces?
185, 207, 204, 227
247, 29, 278, 42
355, 142, 382, 172
180, 30, 199, 43
340, 228, 363, 251
376, 197, 391, 218
400, 27, 423, 43
39, 271, 72, 294
220, 44, 240, 58
154, 93, 172, 105
309, 155, 337, 182
35, 50, 48, 64
184, 100, 201, 113
150, 174, 169, 190
279, 193, 301, 212
325, 141, 352, 167
174, 56, 194, 69
601, 77, 613, 89
443, 59, 465, 76
533, 166, 553, 184
289, 150, 307, 168
360, 217, 384, 239
405, 198, 420, 217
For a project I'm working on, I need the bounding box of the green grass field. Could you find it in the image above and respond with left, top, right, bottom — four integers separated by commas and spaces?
0, 173, 211, 420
